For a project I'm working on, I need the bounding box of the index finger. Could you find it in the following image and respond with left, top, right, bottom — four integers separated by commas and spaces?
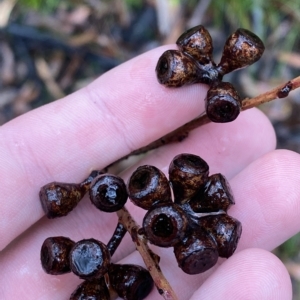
0, 45, 207, 250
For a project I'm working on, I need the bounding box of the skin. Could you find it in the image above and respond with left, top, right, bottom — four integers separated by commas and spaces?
0, 45, 296, 300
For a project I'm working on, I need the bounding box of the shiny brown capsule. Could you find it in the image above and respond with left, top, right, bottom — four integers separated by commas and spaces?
174, 230, 218, 274
205, 81, 241, 123
156, 49, 219, 87
108, 264, 154, 300
176, 24, 213, 64
40, 170, 102, 218
143, 203, 188, 247
69, 239, 111, 280
190, 173, 235, 213
70, 278, 110, 300
156, 50, 202, 87
40, 236, 75, 275
200, 214, 242, 258
127, 165, 172, 210
89, 174, 128, 212
218, 28, 265, 75
169, 153, 209, 204
39, 182, 85, 218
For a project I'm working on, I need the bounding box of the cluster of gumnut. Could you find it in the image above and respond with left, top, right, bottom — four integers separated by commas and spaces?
39, 153, 241, 299
155, 25, 265, 123
41, 236, 153, 300
127, 153, 241, 274
40, 170, 154, 300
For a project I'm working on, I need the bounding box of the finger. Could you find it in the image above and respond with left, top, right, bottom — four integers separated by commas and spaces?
230, 148, 300, 251
121, 107, 276, 180
0, 107, 277, 299
0, 45, 208, 250
190, 248, 292, 300
112, 248, 292, 300
62, 247, 291, 300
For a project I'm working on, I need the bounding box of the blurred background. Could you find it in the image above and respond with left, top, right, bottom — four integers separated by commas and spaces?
1, 0, 300, 297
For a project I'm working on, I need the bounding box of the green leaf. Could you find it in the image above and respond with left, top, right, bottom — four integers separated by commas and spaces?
19, 0, 67, 13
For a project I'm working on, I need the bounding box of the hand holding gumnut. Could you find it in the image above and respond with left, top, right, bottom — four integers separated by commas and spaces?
1, 21, 296, 300
36, 24, 268, 300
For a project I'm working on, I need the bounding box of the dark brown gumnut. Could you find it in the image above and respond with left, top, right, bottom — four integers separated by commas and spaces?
174, 230, 218, 274
176, 24, 213, 64
200, 214, 242, 258
143, 203, 189, 247
217, 28, 265, 75
70, 278, 110, 300
108, 264, 154, 300
127, 165, 172, 210
89, 174, 128, 212
69, 239, 111, 280
155, 50, 204, 87
169, 153, 209, 204
40, 236, 75, 275
190, 173, 235, 213
39, 182, 85, 218
39, 171, 102, 219
205, 81, 241, 123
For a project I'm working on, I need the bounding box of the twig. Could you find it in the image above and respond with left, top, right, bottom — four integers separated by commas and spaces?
35, 57, 65, 99
106, 222, 127, 257
107, 76, 300, 169
241, 76, 300, 109
117, 207, 178, 300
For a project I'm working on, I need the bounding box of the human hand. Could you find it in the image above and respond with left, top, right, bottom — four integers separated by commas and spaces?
0, 46, 296, 299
